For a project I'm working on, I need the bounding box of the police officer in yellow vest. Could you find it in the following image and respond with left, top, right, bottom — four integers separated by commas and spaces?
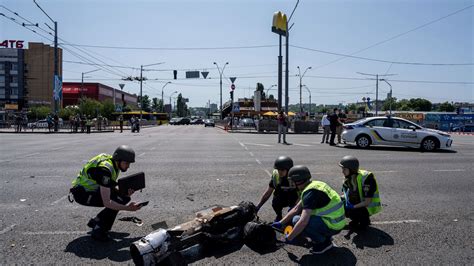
273, 165, 345, 254
339, 156, 381, 230
255, 156, 299, 222
70, 145, 142, 241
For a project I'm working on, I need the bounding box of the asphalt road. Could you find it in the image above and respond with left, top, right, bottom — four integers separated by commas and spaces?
1, 126, 473, 265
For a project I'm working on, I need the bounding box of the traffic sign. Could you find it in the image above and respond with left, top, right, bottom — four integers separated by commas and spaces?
229, 77, 237, 83
232, 103, 240, 113
231, 84, 235, 90
201, 71, 209, 79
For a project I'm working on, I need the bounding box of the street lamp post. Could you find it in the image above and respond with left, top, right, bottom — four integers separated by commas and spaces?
297, 66, 311, 114
139, 62, 165, 121
213, 62, 229, 120
169, 91, 178, 119
161, 82, 172, 112
265, 84, 277, 96
380, 79, 393, 115
303, 85, 311, 117
81, 69, 100, 102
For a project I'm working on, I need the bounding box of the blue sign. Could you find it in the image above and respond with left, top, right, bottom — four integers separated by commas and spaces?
53, 75, 62, 101
232, 103, 240, 113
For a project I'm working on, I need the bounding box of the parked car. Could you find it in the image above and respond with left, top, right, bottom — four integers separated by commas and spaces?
239, 118, 255, 127
28, 118, 63, 129
169, 118, 180, 125
204, 119, 215, 127
175, 117, 191, 125
342, 116, 453, 151
190, 118, 204, 125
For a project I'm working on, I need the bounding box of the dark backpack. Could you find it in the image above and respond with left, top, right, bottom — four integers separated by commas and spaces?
243, 221, 276, 252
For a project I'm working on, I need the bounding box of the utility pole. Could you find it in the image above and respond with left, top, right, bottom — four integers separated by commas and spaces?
357, 72, 397, 116
297, 66, 311, 115
81, 69, 99, 102
213, 62, 229, 120
161, 82, 172, 112
169, 91, 178, 119
286, 0, 300, 115
303, 85, 311, 116
380, 79, 393, 115
34, 0, 59, 128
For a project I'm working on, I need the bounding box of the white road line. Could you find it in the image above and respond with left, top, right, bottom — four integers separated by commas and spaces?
255, 159, 262, 165
0, 224, 16, 235
249, 152, 254, 157
50, 195, 67, 206
22, 231, 88, 235
433, 169, 465, 172
138, 152, 146, 157
243, 143, 273, 147
372, 219, 422, 225
264, 169, 272, 177
24, 152, 40, 158
293, 143, 312, 147
239, 142, 245, 147
244, 147, 249, 151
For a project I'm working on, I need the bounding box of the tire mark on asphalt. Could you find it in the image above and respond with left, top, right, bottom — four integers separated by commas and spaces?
23, 152, 40, 158
138, 152, 146, 158
50, 195, 67, 206
51, 146, 65, 151
0, 224, 16, 235
372, 219, 422, 225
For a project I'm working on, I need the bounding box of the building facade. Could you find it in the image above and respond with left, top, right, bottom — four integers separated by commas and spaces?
62, 82, 138, 108
0, 42, 63, 111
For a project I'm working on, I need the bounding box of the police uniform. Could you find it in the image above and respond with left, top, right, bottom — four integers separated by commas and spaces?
269, 169, 299, 221
342, 169, 382, 227
70, 153, 131, 231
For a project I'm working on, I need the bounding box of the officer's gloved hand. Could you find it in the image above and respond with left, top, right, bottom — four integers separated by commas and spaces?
345, 202, 355, 209
271, 221, 283, 230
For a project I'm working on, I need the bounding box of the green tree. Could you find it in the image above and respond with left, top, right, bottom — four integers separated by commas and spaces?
398, 99, 411, 111
176, 93, 188, 117
139, 95, 151, 112
347, 103, 357, 113
29, 106, 51, 120
79, 98, 102, 117
382, 97, 398, 111
100, 100, 115, 119
151, 97, 162, 112
59, 106, 79, 120
408, 98, 432, 111
437, 101, 455, 112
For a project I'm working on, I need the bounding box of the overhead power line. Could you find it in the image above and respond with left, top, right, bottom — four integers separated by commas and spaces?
58, 43, 278, 50
291, 45, 473, 66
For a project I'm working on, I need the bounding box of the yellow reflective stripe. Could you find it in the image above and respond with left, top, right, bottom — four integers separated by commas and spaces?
317, 202, 343, 216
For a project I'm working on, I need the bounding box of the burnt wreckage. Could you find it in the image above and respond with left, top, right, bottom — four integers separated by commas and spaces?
130, 201, 277, 265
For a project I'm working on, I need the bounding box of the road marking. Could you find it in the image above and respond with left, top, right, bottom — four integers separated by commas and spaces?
22, 231, 88, 235
372, 219, 422, 225
255, 159, 262, 165
0, 224, 16, 235
264, 169, 272, 177
50, 195, 67, 206
244, 147, 249, 151
24, 152, 40, 158
138, 152, 146, 157
239, 142, 245, 147
249, 152, 254, 157
51, 146, 64, 151
433, 169, 465, 172
375, 170, 399, 173
293, 143, 312, 147
243, 143, 273, 147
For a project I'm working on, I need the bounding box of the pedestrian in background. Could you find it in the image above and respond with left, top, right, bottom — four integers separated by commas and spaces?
80, 116, 86, 133
86, 116, 92, 134
118, 115, 124, 133
321, 111, 330, 143
277, 110, 288, 144
53, 113, 59, 132
47, 114, 53, 132
328, 108, 340, 146
336, 109, 347, 144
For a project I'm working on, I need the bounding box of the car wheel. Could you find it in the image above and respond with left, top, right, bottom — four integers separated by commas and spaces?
356, 135, 371, 148
421, 137, 438, 151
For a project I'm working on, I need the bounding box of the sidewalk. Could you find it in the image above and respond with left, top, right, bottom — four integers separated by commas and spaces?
0, 127, 114, 134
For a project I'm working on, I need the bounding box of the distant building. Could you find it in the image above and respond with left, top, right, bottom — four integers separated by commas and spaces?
62, 82, 138, 108
0, 42, 62, 111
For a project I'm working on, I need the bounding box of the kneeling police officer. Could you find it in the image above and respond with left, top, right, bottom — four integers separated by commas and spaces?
70, 145, 142, 241
274, 166, 345, 254
339, 155, 382, 230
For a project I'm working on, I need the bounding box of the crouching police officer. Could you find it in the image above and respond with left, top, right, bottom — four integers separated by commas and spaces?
255, 156, 299, 221
274, 166, 345, 254
70, 145, 142, 241
339, 155, 382, 230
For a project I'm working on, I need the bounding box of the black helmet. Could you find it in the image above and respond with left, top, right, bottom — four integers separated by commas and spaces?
273, 156, 294, 170
339, 155, 359, 172
113, 145, 135, 163
288, 165, 311, 184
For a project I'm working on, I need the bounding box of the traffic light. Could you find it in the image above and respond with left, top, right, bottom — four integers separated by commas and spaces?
173, 70, 177, 80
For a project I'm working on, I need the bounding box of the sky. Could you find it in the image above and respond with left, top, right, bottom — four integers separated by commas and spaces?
1, 0, 473, 108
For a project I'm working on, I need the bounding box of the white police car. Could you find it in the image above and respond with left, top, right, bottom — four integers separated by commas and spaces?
342, 116, 453, 151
